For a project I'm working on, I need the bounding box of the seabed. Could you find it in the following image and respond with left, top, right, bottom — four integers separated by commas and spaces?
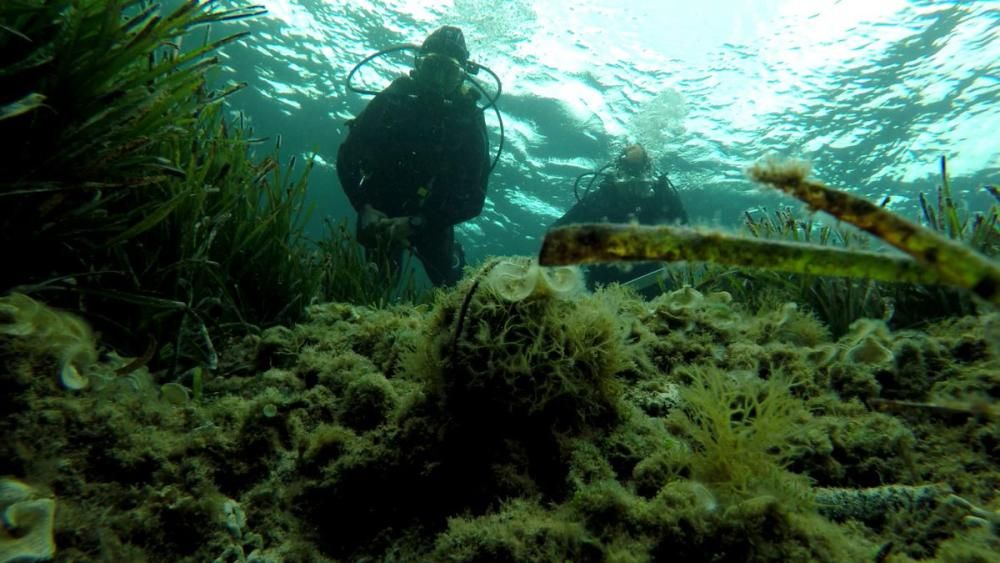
1, 273, 998, 562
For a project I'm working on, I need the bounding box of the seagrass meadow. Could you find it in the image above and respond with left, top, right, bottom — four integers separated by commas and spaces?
1, 1, 999, 562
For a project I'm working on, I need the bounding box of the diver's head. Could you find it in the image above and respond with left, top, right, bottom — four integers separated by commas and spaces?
617, 143, 652, 177
414, 26, 469, 95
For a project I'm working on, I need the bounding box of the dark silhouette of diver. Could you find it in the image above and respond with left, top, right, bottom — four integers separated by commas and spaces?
551, 142, 688, 291
337, 26, 503, 287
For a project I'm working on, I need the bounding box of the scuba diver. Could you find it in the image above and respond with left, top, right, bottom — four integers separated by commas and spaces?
337, 26, 503, 287
550, 142, 688, 291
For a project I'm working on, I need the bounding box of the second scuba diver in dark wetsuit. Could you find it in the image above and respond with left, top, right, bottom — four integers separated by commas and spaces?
551, 143, 688, 290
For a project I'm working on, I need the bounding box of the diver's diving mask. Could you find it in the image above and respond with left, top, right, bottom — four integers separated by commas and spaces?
414, 52, 465, 95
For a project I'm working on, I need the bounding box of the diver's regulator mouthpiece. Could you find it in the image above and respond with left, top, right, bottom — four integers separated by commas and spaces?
414, 25, 476, 94
413, 52, 466, 94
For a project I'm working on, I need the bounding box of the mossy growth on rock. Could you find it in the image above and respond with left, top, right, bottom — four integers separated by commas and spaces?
1, 249, 997, 560
339, 371, 399, 432
412, 257, 631, 430
432, 498, 601, 561
303, 257, 645, 545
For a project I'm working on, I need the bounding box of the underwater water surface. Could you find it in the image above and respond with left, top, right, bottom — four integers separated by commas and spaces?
217, 0, 1000, 262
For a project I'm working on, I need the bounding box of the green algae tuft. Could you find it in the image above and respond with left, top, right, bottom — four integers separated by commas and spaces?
670, 366, 813, 507
417, 257, 628, 428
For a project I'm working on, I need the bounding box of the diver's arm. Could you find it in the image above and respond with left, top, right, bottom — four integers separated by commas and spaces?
336, 110, 382, 211
336, 79, 413, 212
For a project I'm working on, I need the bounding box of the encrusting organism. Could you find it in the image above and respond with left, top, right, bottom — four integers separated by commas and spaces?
0, 292, 97, 390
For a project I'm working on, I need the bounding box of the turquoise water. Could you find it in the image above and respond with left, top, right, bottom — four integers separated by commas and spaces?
218, 0, 999, 263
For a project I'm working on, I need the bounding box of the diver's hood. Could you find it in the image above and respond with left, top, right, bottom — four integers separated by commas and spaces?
420, 26, 469, 63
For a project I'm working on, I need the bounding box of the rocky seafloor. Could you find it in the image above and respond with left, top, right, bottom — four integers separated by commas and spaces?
1, 261, 998, 562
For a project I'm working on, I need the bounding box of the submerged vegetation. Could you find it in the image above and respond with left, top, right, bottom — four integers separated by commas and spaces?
3, 264, 997, 560
0, 0, 415, 369
316, 218, 422, 307
542, 157, 999, 335
1, 0, 300, 361
748, 159, 1000, 302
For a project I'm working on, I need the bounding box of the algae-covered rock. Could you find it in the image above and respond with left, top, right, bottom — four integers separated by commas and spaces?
769, 302, 832, 347
301, 424, 356, 467
254, 325, 299, 370
2, 260, 997, 561
340, 371, 399, 431
416, 257, 629, 429
432, 498, 601, 562
842, 318, 894, 366
643, 481, 876, 562
806, 412, 917, 487
649, 286, 741, 333
884, 334, 946, 399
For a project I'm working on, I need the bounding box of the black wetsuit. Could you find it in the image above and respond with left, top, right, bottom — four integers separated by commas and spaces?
337, 76, 490, 286
552, 174, 688, 290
